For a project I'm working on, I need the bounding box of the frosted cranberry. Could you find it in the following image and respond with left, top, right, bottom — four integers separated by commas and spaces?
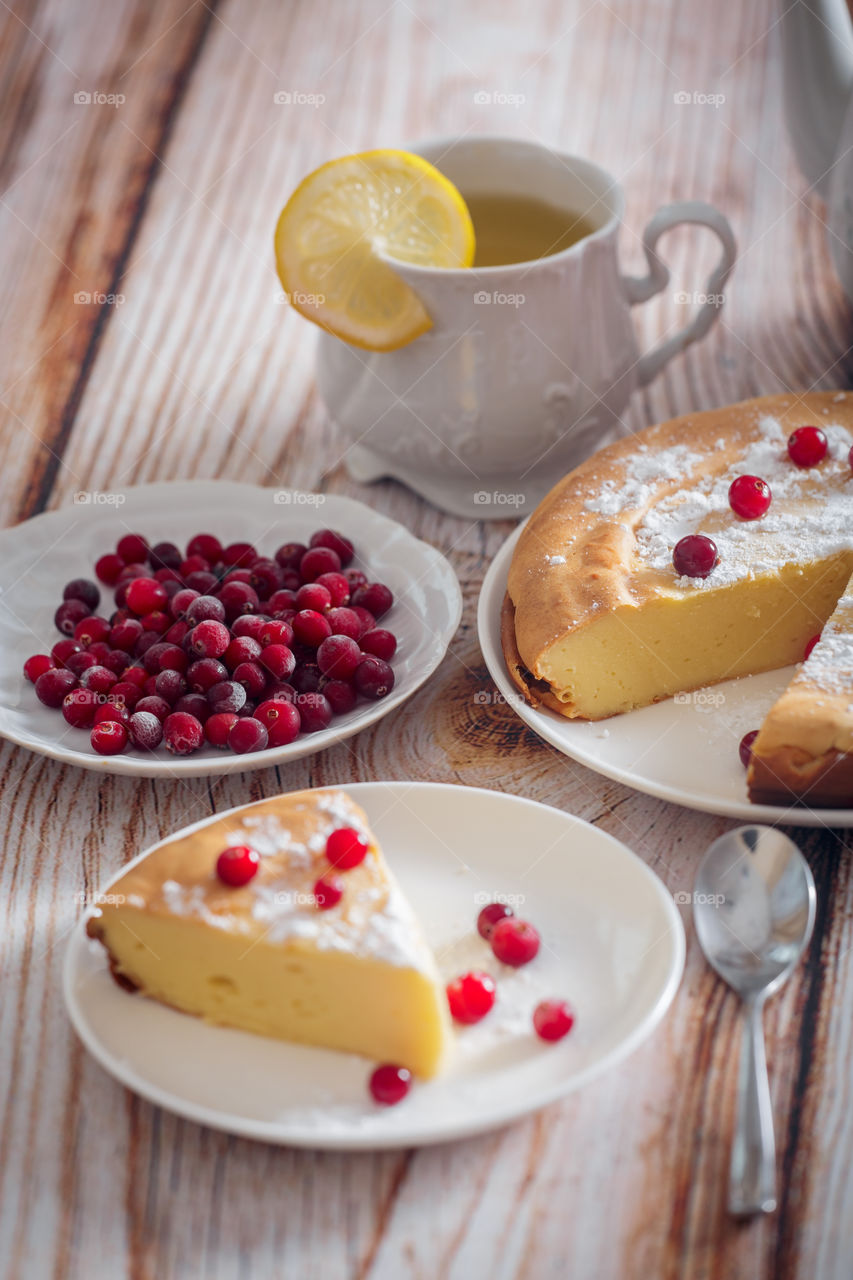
207, 680, 247, 714
292, 609, 332, 647
185, 570, 218, 594
64, 650, 98, 677
121, 665, 148, 688
672, 534, 718, 579
102, 650, 130, 676
24, 654, 53, 683
35, 668, 77, 707
154, 669, 187, 703
219, 581, 260, 621
259, 644, 296, 680
163, 711, 204, 755
134, 695, 171, 722
62, 688, 99, 728
188, 620, 230, 659
109, 617, 143, 651
267, 589, 298, 616
185, 594, 225, 625
323, 679, 358, 716
129, 711, 163, 750
345, 569, 368, 589
164, 620, 189, 646
55, 600, 91, 635
326, 607, 362, 640
187, 533, 223, 563
95, 553, 124, 586
63, 578, 100, 610
804, 633, 821, 660
110, 681, 141, 709
217, 844, 260, 886
249, 560, 282, 599
533, 999, 575, 1042
274, 542, 307, 570
313, 571, 350, 607
787, 425, 828, 467
170, 588, 200, 619
350, 606, 376, 635
141, 610, 171, 634
446, 971, 496, 1024
116, 562, 149, 586
739, 729, 759, 768
187, 658, 228, 692
116, 533, 149, 564
228, 717, 268, 754
149, 541, 182, 571
477, 901, 513, 940
352, 582, 393, 619
52, 638, 82, 667
80, 665, 118, 695
222, 568, 254, 587
142, 676, 158, 697
224, 636, 261, 669
355, 656, 395, 700
143, 642, 184, 674
173, 693, 209, 722
317, 635, 361, 680
313, 874, 344, 909
133, 631, 160, 659
93, 700, 131, 729
256, 619, 290, 649
300, 546, 341, 582
229, 614, 266, 641
221, 541, 256, 568
326, 827, 369, 870
295, 583, 332, 615
360, 629, 397, 661
491, 918, 540, 966
729, 475, 772, 520
232, 661, 267, 697
309, 529, 354, 566
177, 556, 207, 579
369, 1063, 411, 1106
255, 698, 301, 745
91, 720, 128, 755
126, 577, 168, 616
72, 615, 110, 648
295, 691, 332, 733
205, 711, 238, 748
291, 663, 321, 694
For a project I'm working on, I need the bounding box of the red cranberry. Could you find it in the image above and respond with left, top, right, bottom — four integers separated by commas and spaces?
491, 918, 540, 966
129, 710, 164, 750
63, 578, 100, 610
368, 1063, 411, 1106
109, 618, 143, 652
55, 600, 91, 635
187, 533, 223, 563
170, 588, 200, 619
141, 610, 171, 634
739, 729, 759, 768
729, 475, 772, 520
164, 620, 190, 647
163, 711, 204, 755
121, 665, 148, 688
295, 583, 332, 614
188, 620, 230, 659
218, 581, 260, 621
133, 631, 160, 659
116, 533, 149, 564
446, 971, 496, 1024
178, 555, 209, 578
350, 606, 376, 635
254, 698, 301, 745
73, 615, 111, 647
173, 693, 210, 721
295, 691, 332, 732
80, 665, 118, 695
232, 614, 269, 641
533, 999, 575, 1042
345, 569, 368, 589
354, 656, 395, 699
360, 629, 397, 661
323, 679, 357, 716
326, 826, 369, 869
259, 619, 293, 647
93, 700, 131, 729
24, 654, 53, 683
249, 560, 282, 599
317, 635, 361, 680
207, 680, 247, 714
267, 589, 298, 614
62, 688, 99, 728
299, 546, 341, 582
95, 553, 124, 586
228, 717, 269, 753
259, 644, 296, 680
204, 711, 239, 748
672, 534, 718, 579
309, 529, 354, 566
184, 570, 219, 594
222, 568, 254, 587
313, 572, 350, 607
88, 640, 112, 663
274, 542, 307, 570
313, 874, 344, 909
290, 663, 321, 694
326, 607, 362, 640
149, 541, 182, 571
216, 844, 260, 886
477, 901, 514, 940
156, 570, 183, 588
221, 541, 257, 568
91, 720, 128, 755
292, 609, 332, 647
102, 650, 129, 676
187, 658, 229, 692
352, 583, 393, 619
232, 661, 267, 697
224, 636, 261, 669
110, 681, 141, 709
787, 425, 828, 467
265, 681, 297, 701
154, 669, 187, 703
134, 695, 171, 722
65, 651, 98, 677
125, 577, 168, 616
804, 633, 821, 661
35, 668, 78, 707
186, 595, 226, 625
51, 638, 82, 667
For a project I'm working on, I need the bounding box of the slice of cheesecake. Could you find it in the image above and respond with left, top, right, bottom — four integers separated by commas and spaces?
504, 393, 853, 721
86, 789, 451, 1077
747, 576, 853, 807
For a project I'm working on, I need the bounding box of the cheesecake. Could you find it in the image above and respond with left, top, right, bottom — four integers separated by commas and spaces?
86, 789, 451, 1077
747, 581, 853, 807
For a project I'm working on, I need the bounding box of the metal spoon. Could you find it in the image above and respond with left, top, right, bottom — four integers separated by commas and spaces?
693, 825, 816, 1217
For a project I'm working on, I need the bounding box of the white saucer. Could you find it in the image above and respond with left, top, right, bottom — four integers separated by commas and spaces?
0, 482, 461, 776
63, 781, 684, 1150
478, 525, 853, 828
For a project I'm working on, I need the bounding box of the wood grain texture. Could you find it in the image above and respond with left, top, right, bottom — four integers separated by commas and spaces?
1, 1, 852, 1278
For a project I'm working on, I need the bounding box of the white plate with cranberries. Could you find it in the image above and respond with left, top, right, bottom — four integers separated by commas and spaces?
1, 481, 461, 776
64, 781, 685, 1149
479, 526, 853, 826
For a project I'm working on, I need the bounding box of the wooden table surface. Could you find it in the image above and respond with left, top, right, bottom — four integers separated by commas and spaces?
2, 1, 853, 1277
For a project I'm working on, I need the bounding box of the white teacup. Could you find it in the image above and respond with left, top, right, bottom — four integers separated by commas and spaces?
316, 136, 736, 519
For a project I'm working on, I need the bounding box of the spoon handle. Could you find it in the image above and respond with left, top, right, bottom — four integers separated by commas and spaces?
729, 998, 776, 1216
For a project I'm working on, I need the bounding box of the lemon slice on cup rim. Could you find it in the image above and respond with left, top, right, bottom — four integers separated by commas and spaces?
274, 149, 475, 352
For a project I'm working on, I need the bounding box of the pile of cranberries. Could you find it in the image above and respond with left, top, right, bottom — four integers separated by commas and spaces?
24, 528, 399, 758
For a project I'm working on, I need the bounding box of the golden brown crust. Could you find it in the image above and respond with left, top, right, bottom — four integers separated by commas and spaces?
747, 745, 853, 808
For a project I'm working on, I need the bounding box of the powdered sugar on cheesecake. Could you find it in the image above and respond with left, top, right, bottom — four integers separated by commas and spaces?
798, 588, 853, 699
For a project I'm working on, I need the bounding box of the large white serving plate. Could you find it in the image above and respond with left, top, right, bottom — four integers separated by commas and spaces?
0, 482, 461, 776
64, 781, 685, 1150
478, 525, 853, 827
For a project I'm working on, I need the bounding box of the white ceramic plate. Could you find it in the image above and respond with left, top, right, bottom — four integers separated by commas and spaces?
63, 781, 684, 1150
0, 482, 461, 776
478, 526, 853, 828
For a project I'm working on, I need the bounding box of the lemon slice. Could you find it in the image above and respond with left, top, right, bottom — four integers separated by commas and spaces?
274, 149, 475, 352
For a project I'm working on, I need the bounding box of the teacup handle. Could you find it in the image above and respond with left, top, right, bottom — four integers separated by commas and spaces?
622, 201, 737, 388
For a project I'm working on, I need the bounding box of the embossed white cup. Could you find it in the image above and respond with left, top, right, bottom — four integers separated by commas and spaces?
316, 136, 736, 519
